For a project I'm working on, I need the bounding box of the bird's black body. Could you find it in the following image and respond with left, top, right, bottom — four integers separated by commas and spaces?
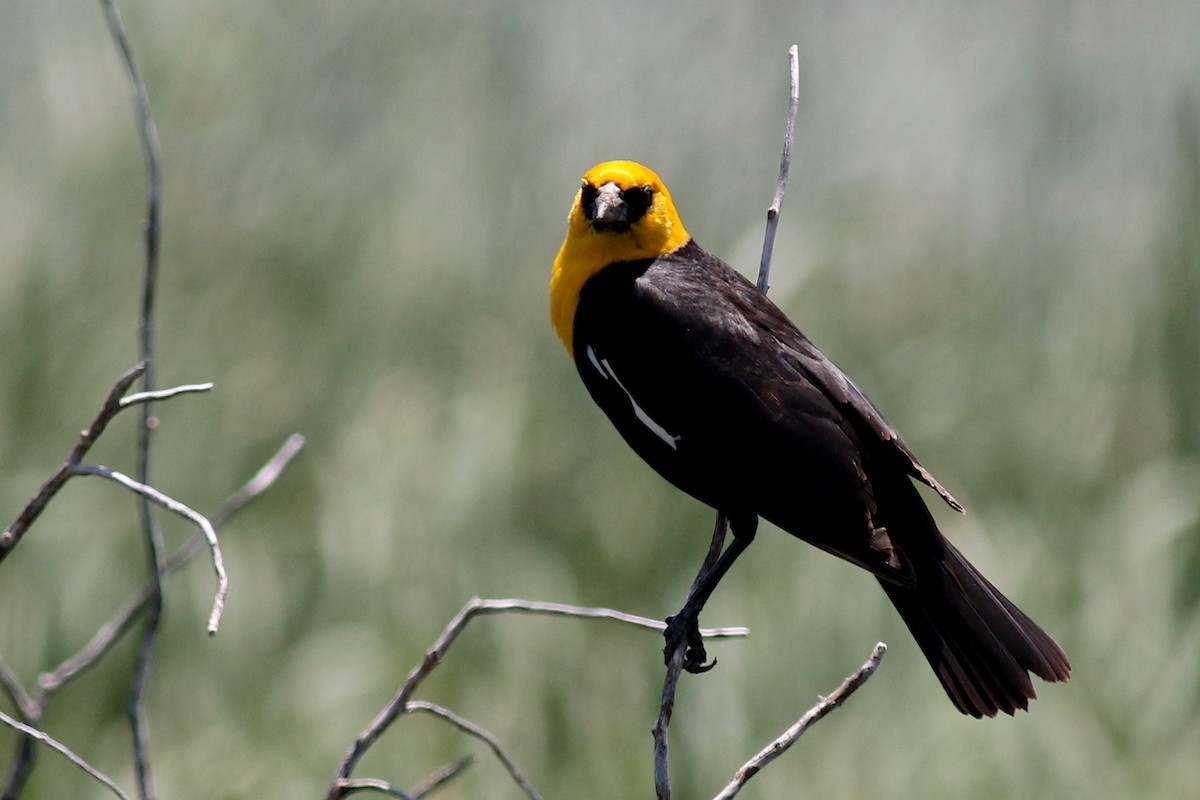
572, 240, 1070, 717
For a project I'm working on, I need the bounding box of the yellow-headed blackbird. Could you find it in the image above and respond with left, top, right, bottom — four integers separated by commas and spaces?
550, 160, 1070, 717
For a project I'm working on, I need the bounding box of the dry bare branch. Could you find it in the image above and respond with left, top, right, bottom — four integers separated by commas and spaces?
0, 363, 145, 562
327, 597, 746, 800
0, 368, 216, 567
2, 436, 304, 797
407, 702, 542, 800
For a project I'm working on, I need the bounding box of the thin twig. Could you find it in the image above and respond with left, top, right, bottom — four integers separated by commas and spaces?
712, 643, 887, 799
70, 464, 227, 635
0, 711, 131, 800
408, 702, 542, 800
410, 756, 474, 799
656, 45, 802, 800
756, 44, 800, 294
326, 598, 746, 800
119, 383, 213, 408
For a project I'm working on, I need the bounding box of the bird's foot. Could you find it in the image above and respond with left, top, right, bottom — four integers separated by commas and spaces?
664, 612, 716, 674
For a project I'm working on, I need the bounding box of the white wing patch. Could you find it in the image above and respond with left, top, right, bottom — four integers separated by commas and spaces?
585, 344, 681, 450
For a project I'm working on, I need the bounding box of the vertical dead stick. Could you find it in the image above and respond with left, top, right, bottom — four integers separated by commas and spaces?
97, 0, 165, 794
757, 44, 800, 294
654, 45, 801, 800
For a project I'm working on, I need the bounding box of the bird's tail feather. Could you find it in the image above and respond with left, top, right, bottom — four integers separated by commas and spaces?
879, 538, 1071, 717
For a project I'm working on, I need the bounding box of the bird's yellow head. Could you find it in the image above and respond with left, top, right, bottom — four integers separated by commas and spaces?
550, 161, 692, 356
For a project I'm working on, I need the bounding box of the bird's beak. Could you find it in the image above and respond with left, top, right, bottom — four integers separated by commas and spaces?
591, 182, 627, 227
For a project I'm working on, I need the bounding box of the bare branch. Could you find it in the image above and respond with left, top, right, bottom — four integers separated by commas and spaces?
408, 702, 542, 800
454, 598, 747, 639
713, 643, 887, 799
209, 433, 307, 529
70, 464, 227, 635
756, 44, 800, 293
0, 711, 131, 800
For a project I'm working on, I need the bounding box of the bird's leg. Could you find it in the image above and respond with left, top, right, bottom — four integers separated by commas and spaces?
665, 514, 757, 673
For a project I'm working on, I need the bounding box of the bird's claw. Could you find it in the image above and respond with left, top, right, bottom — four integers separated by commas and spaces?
664, 612, 717, 674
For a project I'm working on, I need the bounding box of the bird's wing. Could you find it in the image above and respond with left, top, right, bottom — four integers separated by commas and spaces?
648, 244, 963, 515
771, 314, 964, 513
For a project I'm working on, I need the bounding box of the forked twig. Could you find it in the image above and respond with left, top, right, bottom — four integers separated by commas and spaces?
327, 598, 747, 800
0, 363, 148, 562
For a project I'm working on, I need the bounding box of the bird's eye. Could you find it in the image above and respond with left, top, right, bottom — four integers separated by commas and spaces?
622, 185, 653, 223
579, 182, 598, 220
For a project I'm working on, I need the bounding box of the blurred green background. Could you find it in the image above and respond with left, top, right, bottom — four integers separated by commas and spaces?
2, 1, 1199, 797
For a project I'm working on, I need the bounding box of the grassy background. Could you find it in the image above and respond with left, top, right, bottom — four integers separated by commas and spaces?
2, 1, 1199, 797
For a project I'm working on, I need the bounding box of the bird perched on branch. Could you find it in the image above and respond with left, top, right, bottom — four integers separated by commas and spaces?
549, 160, 1070, 717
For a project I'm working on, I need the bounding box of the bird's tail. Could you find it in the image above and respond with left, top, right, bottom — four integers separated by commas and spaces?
878, 536, 1071, 717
